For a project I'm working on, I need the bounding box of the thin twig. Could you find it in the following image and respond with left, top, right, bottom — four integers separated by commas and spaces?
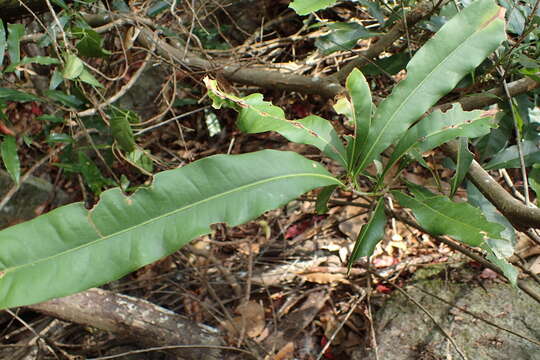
496, 66, 530, 206
0, 130, 94, 211
76, 41, 154, 118
134, 106, 208, 136
315, 293, 366, 360
86, 344, 257, 360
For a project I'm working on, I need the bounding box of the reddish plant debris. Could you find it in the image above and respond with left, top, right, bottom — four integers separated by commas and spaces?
320, 335, 335, 359
285, 215, 326, 239
30, 102, 43, 116
0, 122, 15, 136
376, 284, 392, 294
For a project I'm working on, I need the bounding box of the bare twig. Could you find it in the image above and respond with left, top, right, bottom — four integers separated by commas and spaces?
496, 66, 530, 205
86, 344, 257, 360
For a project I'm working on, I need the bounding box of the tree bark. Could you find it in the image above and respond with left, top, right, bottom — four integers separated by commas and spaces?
29, 288, 224, 360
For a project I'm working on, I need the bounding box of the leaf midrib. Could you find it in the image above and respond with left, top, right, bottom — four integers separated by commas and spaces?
407, 195, 488, 239
356, 12, 498, 174
4, 172, 340, 274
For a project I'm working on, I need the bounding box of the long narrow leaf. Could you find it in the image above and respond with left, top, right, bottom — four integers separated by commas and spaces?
0, 135, 20, 184
7, 24, 24, 66
355, 0, 505, 174
392, 184, 504, 247
205, 77, 348, 167
0, 20, 6, 67
484, 140, 540, 169
467, 182, 515, 258
348, 198, 386, 270
0, 150, 341, 309
384, 105, 495, 177
345, 69, 372, 172
450, 138, 473, 197
289, 0, 337, 15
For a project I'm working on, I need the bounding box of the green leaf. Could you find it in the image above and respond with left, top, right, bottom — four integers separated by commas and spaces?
392, 183, 505, 247
77, 151, 114, 195
384, 105, 495, 177
63, 54, 84, 80
37, 114, 65, 124
450, 138, 473, 197
360, 52, 409, 76
510, 100, 524, 139
315, 22, 377, 55
147, 0, 170, 17
0, 88, 40, 102
0, 135, 20, 184
484, 140, 540, 169
126, 148, 154, 174
49, 68, 64, 90
78, 68, 104, 88
46, 133, 74, 143
43, 89, 84, 108
0, 20, 6, 67
348, 198, 386, 269
345, 69, 372, 173
205, 77, 348, 167
289, 0, 337, 15
356, 0, 385, 25
110, 108, 137, 152
467, 182, 515, 258
51, 0, 69, 11
7, 24, 24, 66
529, 163, 540, 204
0, 150, 340, 309
485, 247, 518, 285
4, 56, 60, 72
73, 28, 111, 58
354, 0, 505, 175
315, 185, 337, 214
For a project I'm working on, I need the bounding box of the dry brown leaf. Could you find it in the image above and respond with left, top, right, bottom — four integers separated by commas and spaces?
222, 300, 265, 338
529, 256, 540, 275
299, 272, 348, 284
272, 342, 294, 360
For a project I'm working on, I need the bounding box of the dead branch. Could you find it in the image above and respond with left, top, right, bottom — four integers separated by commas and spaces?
28, 288, 224, 360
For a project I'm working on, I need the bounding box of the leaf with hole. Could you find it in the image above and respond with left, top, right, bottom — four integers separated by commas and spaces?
205, 77, 348, 167
0, 150, 340, 309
